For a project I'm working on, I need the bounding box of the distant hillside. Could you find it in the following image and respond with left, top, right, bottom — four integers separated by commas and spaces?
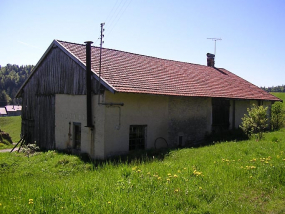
261, 85, 285, 93
0, 64, 33, 106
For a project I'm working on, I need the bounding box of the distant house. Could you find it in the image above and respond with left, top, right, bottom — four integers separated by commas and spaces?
0, 108, 7, 117
5, 105, 22, 116
16, 40, 281, 159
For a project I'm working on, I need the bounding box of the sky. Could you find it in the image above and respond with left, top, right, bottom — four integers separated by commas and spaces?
0, 0, 284, 87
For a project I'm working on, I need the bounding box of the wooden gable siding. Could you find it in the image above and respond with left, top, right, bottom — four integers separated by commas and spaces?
21, 47, 96, 149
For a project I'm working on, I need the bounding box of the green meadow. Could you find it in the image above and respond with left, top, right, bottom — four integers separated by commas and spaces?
0, 116, 21, 149
1, 128, 285, 213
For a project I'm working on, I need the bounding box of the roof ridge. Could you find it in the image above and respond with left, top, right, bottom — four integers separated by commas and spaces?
56, 39, 211, 68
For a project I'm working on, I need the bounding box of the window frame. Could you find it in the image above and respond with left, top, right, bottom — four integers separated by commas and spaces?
129, 125, 147, 151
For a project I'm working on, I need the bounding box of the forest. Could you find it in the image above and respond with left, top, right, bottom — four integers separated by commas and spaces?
261, 85, 285, 93
0, 64, 33, 106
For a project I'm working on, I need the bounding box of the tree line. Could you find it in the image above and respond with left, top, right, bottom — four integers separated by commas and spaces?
261, 85, 285, 93
0, 64, 34, 106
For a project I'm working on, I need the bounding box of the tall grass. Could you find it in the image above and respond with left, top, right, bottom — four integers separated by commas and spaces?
1, 129, 285, 213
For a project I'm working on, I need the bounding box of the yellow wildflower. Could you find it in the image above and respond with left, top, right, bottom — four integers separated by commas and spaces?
132, 166, 137, 171
147, 172, 150, 175
167, 173, 171, 176
174, 189, 179, 192
183, 168, 187, 170
108, 201, 111, 204
199, 187, 203, 190
177, 170, 181, 173
166, 178, 170, 182
173, 174, 178, 178
158, 177, 161, 180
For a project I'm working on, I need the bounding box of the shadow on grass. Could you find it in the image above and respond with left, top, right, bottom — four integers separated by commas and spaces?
56, 128, 249, 167
72, 147, 175, 167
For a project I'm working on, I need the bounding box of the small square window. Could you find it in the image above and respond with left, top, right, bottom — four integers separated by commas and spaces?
129, 125, 147, 151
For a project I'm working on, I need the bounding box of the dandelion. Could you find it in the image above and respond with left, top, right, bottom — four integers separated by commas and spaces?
166, 178, 170, 182
158, 177, 161, 180
28, 199, 33, 204
177, 170, 181, 173
132, 166, 137, 171
250, 176, 253, 179
0, 203, 2, 206
277, 155, 280, 159
137, 169, 141, 173
147, 172, 151, 175
167, 173, 171, 176
173, 174, 178, 178
193, 170, 203, 176
108, 201, 111, 204
199, 187, 203, 190
183, 168, 187, 170
174, 189, 179, 193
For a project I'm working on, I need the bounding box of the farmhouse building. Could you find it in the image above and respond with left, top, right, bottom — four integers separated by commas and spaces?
5, 105, 22, 116
16, 40, 281, 159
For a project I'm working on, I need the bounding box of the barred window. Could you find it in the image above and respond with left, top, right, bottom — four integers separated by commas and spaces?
129, 125, 147, 151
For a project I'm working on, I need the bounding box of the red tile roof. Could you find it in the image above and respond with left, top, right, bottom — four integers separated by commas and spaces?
57, 40, 280, 101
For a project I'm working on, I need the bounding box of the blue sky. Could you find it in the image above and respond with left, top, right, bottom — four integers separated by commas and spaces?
0, 0, 284, 87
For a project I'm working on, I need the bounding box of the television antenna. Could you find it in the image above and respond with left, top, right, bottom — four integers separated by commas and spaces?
207, 38, 222, 55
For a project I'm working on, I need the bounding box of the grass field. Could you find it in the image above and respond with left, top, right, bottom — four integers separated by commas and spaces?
272, 92, 285, 107
0, 116, 21, 149
1, 128, 285, 213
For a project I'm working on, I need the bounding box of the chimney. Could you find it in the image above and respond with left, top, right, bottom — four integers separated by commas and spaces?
207, 53, 215, 67
85, 41, 94, 128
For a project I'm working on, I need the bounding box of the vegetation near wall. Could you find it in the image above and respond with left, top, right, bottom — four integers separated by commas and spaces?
0, 64, 33, 106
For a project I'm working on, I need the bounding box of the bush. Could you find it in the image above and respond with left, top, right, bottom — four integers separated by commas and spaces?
271, 102, 285, 130
240, 104, 268, 140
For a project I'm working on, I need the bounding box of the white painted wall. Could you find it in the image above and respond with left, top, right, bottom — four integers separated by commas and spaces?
103, 92, 169, 158
55, 93, 273, 160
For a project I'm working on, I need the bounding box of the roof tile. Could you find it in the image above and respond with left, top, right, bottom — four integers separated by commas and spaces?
57, 40, 280, 101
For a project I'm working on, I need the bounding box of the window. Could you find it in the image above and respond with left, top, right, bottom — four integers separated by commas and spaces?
212, 98, 230, 130
73, 122, 81, 150
129, 125, 147, 151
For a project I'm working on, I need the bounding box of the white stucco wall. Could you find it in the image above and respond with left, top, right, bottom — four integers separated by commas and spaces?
102, 92, 169, 158
55, 94, 91, 153
55, 93, 273, 160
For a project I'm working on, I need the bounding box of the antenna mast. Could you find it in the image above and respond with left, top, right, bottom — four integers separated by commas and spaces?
98, 23, 105, 103
207, 38, 222, 55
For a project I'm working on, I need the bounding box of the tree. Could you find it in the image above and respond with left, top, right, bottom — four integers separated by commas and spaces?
240, 104, 268, 140
271, 102, 285, 130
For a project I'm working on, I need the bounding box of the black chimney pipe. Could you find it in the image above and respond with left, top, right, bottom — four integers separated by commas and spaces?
85, 41, 94, 128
